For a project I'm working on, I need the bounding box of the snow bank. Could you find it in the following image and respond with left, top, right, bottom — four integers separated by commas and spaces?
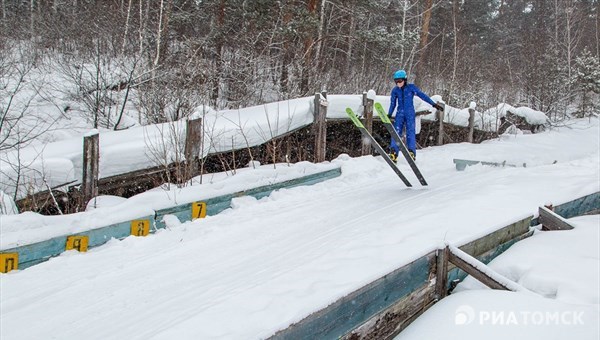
0, 161, 340, 249
398, 215, 600, 340
484, 103, 547, 125
396, 290, 598, 340
456, 215, 600, 305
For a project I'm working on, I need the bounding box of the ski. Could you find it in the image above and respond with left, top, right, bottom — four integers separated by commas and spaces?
374, 102, 428, 186
346, 108, 412, 187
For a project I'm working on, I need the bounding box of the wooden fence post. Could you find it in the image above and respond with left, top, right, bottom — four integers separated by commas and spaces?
435, 246, 449, 300
184, 117, 203, 180
361, 92, 374, 156
314, 91, 327, 163
468, 107, 475, 143
81, 131, 99, 210
436, 102, 445, 146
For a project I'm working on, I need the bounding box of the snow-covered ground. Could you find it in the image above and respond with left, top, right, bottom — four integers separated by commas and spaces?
397, 215, 599, 340
0, 118, 598, 339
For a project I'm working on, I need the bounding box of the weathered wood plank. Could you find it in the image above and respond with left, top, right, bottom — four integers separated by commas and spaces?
342, 280, 437, 340
361, 93, 374, 156
314, 92, 327, 163
184, 117, 203, 181
437, 103, 444, 145
467, 107, 475, 143
539, 205, 575, 230
447, 247, 511, 291
459, 215, 531, 258
82, 132, 99, 209
435, 246, 449, 300
447, 227, 534, 289
269, 253, 435, 340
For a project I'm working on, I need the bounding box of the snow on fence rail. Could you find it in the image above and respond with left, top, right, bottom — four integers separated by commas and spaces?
0, 165, 342, 272
268, 191, 598, 340
0, 92, 546, 209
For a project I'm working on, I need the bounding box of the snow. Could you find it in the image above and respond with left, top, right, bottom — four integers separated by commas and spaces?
483, 103, 548, 125
1, 93, 550, 201
85, 195, 128, 211
83, 129, 99, 137
367, 89, 377, 100
0, 161, 339, 249
456, 215, 600, 305
515, 106, 548, 125
1, 118, 598, 339
396, 290, 598, 340
397, 215, 600, 340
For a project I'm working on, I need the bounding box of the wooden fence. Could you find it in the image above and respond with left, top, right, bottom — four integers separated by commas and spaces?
16, 93, 526, 213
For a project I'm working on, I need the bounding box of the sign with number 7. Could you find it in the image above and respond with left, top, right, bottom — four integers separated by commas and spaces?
192, 202, 207, 220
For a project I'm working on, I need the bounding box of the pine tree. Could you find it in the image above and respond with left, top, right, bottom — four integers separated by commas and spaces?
573, 49, 600, 117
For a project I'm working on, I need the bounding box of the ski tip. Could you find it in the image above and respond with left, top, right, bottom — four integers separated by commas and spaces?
375, 103, 391, 123
345, 107, 364, 128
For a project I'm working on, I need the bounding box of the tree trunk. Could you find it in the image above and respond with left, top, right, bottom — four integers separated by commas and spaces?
211, 0, 226, 107
122, 0, 133, 55
415, 0, 433, 86
153, 0, 173, 67
280, 9, 292, 97
301, 0, 318, 96
314, 0, 327, 73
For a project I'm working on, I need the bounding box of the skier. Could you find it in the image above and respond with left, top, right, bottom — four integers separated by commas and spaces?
388, 69, 443, 161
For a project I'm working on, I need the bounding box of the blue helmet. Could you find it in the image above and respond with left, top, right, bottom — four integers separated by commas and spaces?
393, 70, 407, 80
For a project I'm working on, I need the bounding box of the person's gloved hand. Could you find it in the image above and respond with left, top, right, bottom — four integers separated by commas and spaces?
433, 103, 444, 112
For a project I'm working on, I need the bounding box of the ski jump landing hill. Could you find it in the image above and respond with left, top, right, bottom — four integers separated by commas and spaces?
1, 97, 597, 339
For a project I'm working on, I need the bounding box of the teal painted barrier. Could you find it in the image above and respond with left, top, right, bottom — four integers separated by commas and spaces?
270, 254, 435, 340
530, 191, 599, 226
154, 167, 343, 228
453, 158, 525, 171
1, 217, 155, 270
269, 191, 598, 339
1, 166, 342, 272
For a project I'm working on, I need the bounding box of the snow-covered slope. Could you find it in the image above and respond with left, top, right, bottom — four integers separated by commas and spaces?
0, 119, 598, 340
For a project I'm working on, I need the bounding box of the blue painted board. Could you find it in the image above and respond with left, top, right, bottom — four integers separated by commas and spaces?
453, 158, 523, 171
530, 191, 599, 225
2, 237, 67, 269
2, 215, 155, 270
269, 253, 435, 340
154, 167, 342, 228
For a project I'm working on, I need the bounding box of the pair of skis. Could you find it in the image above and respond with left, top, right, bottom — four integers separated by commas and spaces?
346, 102, 428, 187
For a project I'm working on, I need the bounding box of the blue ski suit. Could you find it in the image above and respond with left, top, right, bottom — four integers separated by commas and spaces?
388, 83, 436, 155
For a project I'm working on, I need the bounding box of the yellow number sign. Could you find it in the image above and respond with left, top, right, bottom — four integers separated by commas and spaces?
66, 235, 89, 252
0, 253, 18, 273
130, 219, 150, 237
192, 202, 207, 220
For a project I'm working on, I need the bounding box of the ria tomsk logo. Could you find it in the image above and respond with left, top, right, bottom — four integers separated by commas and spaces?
455, 305, 475, 325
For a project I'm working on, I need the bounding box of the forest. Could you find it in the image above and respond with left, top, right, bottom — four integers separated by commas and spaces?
1, 0, 599, 131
